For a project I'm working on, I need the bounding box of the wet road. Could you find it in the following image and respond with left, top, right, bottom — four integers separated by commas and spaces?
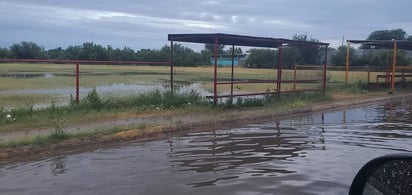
1, 100, 411, 195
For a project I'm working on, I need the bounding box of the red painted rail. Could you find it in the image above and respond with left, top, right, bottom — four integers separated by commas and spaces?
0, 59, 171, 65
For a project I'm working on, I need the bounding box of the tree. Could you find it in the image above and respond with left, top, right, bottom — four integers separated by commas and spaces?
200, 50, 212, 65
64, 45, 82, 60
245, 48, 277, 68
331, 46, 359, 66
0, 47, 9, 59
366, 29, 407, 40
358, 50, 411, 67
227, 47, 242, 55
205, 43, 225, 54
362, 29, 408, 49
359, 29, 412, 66
281, 47, 302, 68
106, 45, 123, 61
9, 41, 45, 59
290, 34, 322, 65
120, 47, 137, 61
79, 42, 108, 60
161, 44, 204, 66
47, 47, 65, 59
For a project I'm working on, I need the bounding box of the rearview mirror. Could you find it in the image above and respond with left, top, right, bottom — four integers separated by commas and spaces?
349, 154, 412, 195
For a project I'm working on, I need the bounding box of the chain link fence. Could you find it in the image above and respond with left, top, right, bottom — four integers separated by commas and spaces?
0, 61, 172, 110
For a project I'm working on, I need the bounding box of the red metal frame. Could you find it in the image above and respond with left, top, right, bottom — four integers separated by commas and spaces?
213, 37, 218, 105
230, 45, 235, 100
323, 45, 328, 93
76, 63, 80, 104
0, 59, 170, 65
170, 41, 174, 92
277, 46, 283, 94
168, 33, 329, 105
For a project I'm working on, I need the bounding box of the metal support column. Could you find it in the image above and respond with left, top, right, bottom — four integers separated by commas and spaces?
345, 41, 350, 84
230, 45, 235, 103
170, 41, 174, 93
293, 65, 297, 91
323, 45, 328, 93
276, 46, 283, 95
76, 63, 80, 104
213, 37, 218, 105
391, 40, 397, 94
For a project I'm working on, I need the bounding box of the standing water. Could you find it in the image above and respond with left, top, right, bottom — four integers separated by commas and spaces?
0, 100, 412, 195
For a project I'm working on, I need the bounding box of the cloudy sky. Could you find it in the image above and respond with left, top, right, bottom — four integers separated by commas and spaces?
1, 0, 411, 50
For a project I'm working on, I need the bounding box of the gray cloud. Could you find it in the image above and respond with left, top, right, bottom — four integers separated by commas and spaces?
1, 0, 411, 49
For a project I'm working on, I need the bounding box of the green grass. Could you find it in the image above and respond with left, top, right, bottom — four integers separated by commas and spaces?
1, 63, 366, 109
0, 90, 334, 148
0, 88, 208, 131
0, 126, 122, 148
0, 94, 56, 108
1, 63, 409, 149
0, 130, 71, 148
219, 91, 332, 109
0, 63, 368, 123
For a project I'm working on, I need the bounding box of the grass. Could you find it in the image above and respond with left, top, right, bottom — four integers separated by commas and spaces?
0, 87, 208, 132
0, 94, 56, 108
1, 63, 410, 147
5, 63, 400, 108
1, 63, 407, 108
0, 126, 123, 148
0, 90, 334, 148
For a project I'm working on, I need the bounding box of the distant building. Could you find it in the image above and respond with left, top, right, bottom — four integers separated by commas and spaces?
210, 54, 247, 66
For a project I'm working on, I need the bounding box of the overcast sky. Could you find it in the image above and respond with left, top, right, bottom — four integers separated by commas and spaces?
1, 0, 411, 50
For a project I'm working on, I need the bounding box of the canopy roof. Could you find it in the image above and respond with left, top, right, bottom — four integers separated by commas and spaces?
348, 40, 412, 51
168, 33, 329, 48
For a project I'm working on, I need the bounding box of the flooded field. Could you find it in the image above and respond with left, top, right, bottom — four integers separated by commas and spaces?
0, 100, 411, 194
0, 82, 211, 109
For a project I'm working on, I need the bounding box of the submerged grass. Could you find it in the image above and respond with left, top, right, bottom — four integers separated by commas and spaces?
219, 92, 332, 109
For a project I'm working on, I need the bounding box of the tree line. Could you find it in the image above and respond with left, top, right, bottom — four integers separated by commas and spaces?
0, 29, 411, 68
246, 29, 412, 68
0, 42, 214, 66
0, 34, 321, 68
245, 34, 323, 69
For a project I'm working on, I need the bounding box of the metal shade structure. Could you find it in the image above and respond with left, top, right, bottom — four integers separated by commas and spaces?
169, 33, 330, 105
345, 40, 412, 93
168, 33, 329, 48
348, 40, 412, 51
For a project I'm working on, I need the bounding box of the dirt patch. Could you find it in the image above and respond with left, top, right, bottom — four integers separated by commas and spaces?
1, 93, 411, 164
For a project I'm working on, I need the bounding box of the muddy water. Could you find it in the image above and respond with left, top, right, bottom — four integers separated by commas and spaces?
1, 101, 412, 195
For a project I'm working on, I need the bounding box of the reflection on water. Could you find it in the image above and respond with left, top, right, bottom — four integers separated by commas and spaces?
167, 122, 306, 187
50, 155, 67, 176
0, 100, 412, 194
